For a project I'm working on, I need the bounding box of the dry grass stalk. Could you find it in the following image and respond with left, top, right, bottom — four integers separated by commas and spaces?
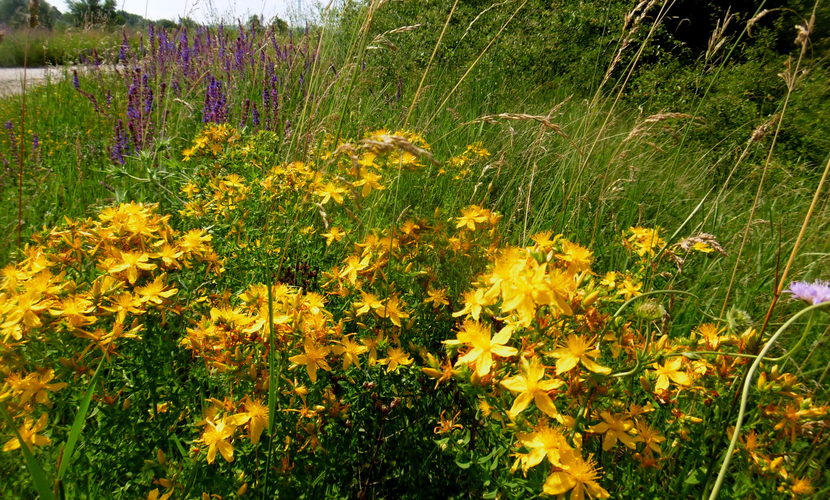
747, 9, 777, 36
360, 134, 438, 165
678, 233, 728, 255
367, 24, 422, 51
624, 112, 696, 142
718, 3, 817, 321
601, 0, 661, 91
706, 8, 734, 63
404, 0, 460, 126
461, 0, 513, 41
470, 110, 586, 156
472, 112, 567, 136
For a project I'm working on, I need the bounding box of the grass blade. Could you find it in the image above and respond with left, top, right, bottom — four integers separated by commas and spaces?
0, 406, 55, 500
57, 357, 104, 481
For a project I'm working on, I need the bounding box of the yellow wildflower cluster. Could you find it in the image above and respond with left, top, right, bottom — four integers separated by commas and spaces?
1, 202, 220, 455
444, 141, 491, 179
430, 232, 718, 497
623, 226, 665, 258
182, 123, 242, 161
196, 397, 269, 464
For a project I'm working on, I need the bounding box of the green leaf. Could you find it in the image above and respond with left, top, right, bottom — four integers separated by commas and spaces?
57, 357, 104, 480
684, 468, 702, 486
454, 459, 472, 470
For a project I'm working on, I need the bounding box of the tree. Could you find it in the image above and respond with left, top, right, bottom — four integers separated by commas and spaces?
66, 0, 117, 27
0, 0, 60, 28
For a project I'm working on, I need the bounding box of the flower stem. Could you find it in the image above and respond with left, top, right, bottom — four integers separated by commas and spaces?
708, 301, 830, 499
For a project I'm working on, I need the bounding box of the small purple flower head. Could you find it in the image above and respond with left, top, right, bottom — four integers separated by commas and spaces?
32, 135, 39, 149
786, 280, 830, 305
3, 120, 12, 130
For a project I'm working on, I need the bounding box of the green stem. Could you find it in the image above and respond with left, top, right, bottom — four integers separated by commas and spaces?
766, 317, 813, 363
708, 301, 830, 499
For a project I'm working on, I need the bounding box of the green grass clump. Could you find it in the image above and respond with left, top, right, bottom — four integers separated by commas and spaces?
0, 28, 127, 67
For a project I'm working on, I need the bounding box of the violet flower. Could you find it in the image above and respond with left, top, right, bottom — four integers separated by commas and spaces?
203, 76, 228, 124
786, 280, 830, 305
110, 120, 129, 165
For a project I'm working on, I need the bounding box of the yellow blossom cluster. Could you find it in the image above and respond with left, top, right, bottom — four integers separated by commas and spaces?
182, 123, 242, 161
1, 202, 220, 455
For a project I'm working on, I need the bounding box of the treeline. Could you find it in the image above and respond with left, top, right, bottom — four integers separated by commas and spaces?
0, 0, 170, 30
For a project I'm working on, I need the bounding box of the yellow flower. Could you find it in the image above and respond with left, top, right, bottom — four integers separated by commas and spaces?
103, 292, 144, 323
314, 181, 347, 205
105, 250, 157, 284
378, 296, 409, 327
635, 420, 665, 455
448, 321, 518, 377
651, 357, 691, 392
512, 424, 571, 473
353, 292, 383, 316
353, 168, 385, 197
135, 274, 178, 305
556, 240, 593, 274
49, 295, 96, 327
332, 334, 368, 370
178, 229, 212, 256
530, 231, 558, 250
695, 323, 726, 349
588, 411, 641, 451
2, 413, 51, 452
692, 241, 713, 253
2, 290, 51, 329
421, 354, 459, 389
543, 450, 610, 499
6, 369, 67, 405
624, 227, 665, 257
455, 205, 491, 231
452, 289, 488, 321
288, 338, 332, 383
548, 335, 611, 375
322, 227, 346, 246
423, 288, 449, 308
342, 254, 370, 285
200, 418, 236, 464
617, 277, 642, 300
500, 357, 564, 419
791, 477, 815, 496
230, 399, 269, 445
377, 347, 413, 373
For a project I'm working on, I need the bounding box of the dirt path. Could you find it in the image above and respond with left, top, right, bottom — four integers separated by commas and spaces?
0, 66, 76, 96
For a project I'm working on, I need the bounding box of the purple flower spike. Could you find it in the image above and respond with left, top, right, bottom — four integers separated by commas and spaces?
72, 71, 81, 90
252, 104, 260, 127
786, 280, 830, 305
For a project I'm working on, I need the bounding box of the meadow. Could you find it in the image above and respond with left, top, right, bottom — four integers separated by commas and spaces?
0, 0, 829, 498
